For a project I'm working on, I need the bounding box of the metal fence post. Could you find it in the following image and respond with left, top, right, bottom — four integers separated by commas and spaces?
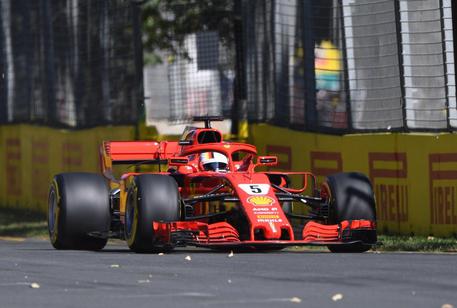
439, 0, 451, 130
302, 0, 317, 130
339, 0, 352, 132
394, 0, 407, 131
453, 0, 457, 116
132, 1, 145, 138
101, 0, 111, 124
0, 1, 7, 123
42, 0, 57, 125
232, 0, 245, 137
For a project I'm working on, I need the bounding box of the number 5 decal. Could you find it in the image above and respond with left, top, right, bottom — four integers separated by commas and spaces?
249, 185, 262, 193
238, 184, 270, 195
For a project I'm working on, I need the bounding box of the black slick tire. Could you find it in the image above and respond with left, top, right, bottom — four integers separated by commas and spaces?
124, 174, 180, 253
48, 173, 110, 250
322, 172, 377, 253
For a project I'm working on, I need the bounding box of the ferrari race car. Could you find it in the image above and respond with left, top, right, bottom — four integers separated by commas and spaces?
47, 116, 377, 253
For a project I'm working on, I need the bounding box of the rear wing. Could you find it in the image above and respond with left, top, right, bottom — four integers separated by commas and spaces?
100, 141, 180, 181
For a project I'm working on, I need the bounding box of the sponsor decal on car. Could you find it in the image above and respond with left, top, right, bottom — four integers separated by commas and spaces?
256, 214, 279, 219
247, 196, 275, 206
252, 207, 279, 215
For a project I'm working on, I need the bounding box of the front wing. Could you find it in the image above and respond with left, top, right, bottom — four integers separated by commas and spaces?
152, 220, 377, 249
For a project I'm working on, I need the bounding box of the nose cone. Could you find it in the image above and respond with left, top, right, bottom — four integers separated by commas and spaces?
264, 222, 282, 239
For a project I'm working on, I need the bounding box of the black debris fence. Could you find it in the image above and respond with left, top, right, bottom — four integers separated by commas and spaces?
343, 0, 403, 130
2, 0, 456, 134
242, 0, 349, 131
400, 0, 453, 130
142, 0, 236, 125
167, 30, 235, 122
240, 0, 456, 133
0, 0, 143, 128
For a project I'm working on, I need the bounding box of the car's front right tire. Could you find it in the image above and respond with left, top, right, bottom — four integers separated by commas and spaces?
48, 173, 110, 250
125, 174, 180, 253
322, 172, 377, 253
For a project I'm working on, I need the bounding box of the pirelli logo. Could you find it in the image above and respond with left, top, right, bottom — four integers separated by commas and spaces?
429, 153, 457, 225
62, 142, 83, 171
369, 152, 408, 222
31, 138, 49, 201
5, 138, 21, 196
310, 151, 342, 177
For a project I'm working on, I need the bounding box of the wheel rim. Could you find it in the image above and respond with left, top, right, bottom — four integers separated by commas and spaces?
125, 196, 134, 236
125, 187, 139, 244
48, 188, 59, 243
320, 182, 331, 200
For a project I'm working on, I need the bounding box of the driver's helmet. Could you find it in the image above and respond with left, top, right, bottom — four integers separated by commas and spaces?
200, 152, 228, 172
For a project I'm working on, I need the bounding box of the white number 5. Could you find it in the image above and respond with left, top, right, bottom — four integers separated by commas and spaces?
238, 184, 270, 195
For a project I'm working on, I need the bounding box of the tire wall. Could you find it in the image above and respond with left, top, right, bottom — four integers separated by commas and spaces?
248, 124, 457, 237
0, 124, 135, 213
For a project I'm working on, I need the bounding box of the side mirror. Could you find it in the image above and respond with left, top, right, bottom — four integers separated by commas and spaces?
168, 157, 189, 166
256, 156, 278, 166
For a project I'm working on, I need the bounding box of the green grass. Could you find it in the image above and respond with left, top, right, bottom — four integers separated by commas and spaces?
377, 235, 457, 253
0, 207, 48, 238
1, 207, 457, 252
287, 236, 457, 253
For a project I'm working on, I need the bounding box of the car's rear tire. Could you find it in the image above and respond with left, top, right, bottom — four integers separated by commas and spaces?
48, 173, 110, 250
322, 172, 377, 253
125, 174, 180, 253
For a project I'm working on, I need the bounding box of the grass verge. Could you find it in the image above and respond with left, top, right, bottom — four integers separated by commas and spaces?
0, 207, 48, 238
377, 235, 457, 253
1, 208, 457, 252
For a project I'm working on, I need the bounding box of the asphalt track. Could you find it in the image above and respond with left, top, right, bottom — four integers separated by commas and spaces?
1, 239, 456, 308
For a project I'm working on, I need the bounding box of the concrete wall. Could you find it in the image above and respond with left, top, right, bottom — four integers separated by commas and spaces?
248, 124, 457, 236
0, 125, 135, 212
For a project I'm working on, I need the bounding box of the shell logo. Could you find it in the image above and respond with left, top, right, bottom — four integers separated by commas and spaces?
247, 196, 275, 206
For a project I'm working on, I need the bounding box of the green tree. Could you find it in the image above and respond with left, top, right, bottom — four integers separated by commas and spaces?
142, 0, 234, 64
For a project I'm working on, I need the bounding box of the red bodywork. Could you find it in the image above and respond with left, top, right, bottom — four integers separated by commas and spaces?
100, 125, 376, 249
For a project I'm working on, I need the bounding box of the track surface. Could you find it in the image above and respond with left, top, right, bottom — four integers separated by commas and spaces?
1, 239, 456, 308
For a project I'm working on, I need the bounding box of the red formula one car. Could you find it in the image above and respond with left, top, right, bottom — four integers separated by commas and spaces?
48, 116, 377, 253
